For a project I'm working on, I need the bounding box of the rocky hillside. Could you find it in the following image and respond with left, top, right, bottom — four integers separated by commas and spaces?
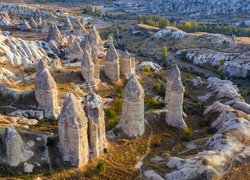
146, 0, 250, 17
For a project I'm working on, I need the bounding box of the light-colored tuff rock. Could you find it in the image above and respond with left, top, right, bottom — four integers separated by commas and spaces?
120, 50, 135, 78
35, 60, 59, 119
89, 26, 104, 56
0, 3, 53, 18
85, 92, 107, 158
0, 12, 12, 26
48, 40, 60, 54
73, 19, 87, 35
107, 34, 113, 46
104, 44, 120, 81
144, 170, 164, 180
166, 78, 187, 129
50, 57, 62, 69
66, 35, 83, 60
24, 162, 34, 173
63, 17, 73, 32
146, 0, 250, 17
58, 93, 89, 168
207, 77, 240, 100
33, 9, 42, 25
0, 34, 48, 65
81, 50, 96, 86
20, 20, 32, 32
164, 75, 250, 179
165, 65, 181, 106
29, 17, 38, 29
119, 75, 145, 137
0, 85, 31, 100
46, 24, 67, 47
191, 76, 205, 87
2, 125, 34, 167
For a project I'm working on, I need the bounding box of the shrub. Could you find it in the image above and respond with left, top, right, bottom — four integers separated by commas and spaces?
153, 82, 166, 96
113, 98, 122, 114
162, 46, 168, 61
146, 97, 164, 109
116, 84, 124, 95
107, 119, 119, 129
143, 66, 151, 72
105, 109, 116, 119
47, 53, 55, 59
182, 128, 194, 141
96, 161, 106, 173
103, 148, 108, 154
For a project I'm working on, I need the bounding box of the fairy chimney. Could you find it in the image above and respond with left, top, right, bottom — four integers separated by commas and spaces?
119, 75, 145, 137
166, 78, 187, 129
120, 50, 135, 78
66, 35, 83, 60
20, 20, 32, 31
63, 17, 73, 32
35, 60, 59, 119
29, 17, 38, 29
81, 50, 96, 86
104, 44, 120, 81
85, 92, 107, 157
58, 93, 89, 168
2, 125, 34, 167
46, 24, 67, 47
165, 65, 181, 106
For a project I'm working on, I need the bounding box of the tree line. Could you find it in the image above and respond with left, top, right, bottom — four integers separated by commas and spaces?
136, 14, 250, 37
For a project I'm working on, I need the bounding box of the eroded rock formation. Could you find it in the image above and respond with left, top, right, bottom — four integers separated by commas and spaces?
120, 50, 135, 78
81, 50, 96, 86
58, 93, 89, 168
119, 75, 145, 137
104, 44, 120, 81
35, 60, 59, 119
46, 24, 67, 47
85, 92, 107, 157
2, 125, 34, 167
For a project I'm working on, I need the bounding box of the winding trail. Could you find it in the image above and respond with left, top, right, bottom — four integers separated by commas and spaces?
135, 119, 154, 178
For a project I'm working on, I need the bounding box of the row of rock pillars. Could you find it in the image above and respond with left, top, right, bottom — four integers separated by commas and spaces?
1, 63, 186, 168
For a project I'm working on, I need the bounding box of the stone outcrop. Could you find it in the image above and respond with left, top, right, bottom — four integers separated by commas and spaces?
165, 65, 181, 106
29, 17, 38, 29
66, 35, 83, 60
20, 20, 32, 32
33, 9, 42, 25
0, 12, 12, 26
166, 78, 187, 129
0, 33, 48, 65
63, 17, 73, 32
107, 34, 113, 47
35, 60, 59, 119
50, 57, 62, 69
81, 50, 96, 86
119, 75, 145, 137
120, 50, 135, 78
73, 19, 86, 35
2, 125, 34, 166
136, 61, 161, 72
46, 24, 67, 47
58, 93, 89, 168
85, 92, 107, 157
104, 44, 120, 81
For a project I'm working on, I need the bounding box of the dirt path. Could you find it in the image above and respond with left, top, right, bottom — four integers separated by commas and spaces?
134, 120, 153, 178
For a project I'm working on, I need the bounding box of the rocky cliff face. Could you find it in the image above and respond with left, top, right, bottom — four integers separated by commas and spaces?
146, 0, 250, 17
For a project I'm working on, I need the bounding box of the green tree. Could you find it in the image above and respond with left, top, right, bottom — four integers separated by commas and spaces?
162, 46, 168, 61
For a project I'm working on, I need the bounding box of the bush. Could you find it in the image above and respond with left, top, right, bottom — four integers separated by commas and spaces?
146, 97, 165, 109
105, 109, 116, 119
143, 66, 151, 72
96, 161, 106, 173
103, 148, 108, 154
113, 98, 122, 114
153, 82, 166, 96
162, 46, 168, 61
182, 128, 194, 141
116, 84, 124, 95
47, 53, 55, 59
107, 119, 119, 129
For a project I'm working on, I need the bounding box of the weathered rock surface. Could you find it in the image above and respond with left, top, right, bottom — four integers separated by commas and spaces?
119, 75, 145, 137
46, 24, 67, 47
20, 19, 32, 32
136, 61, 161, 72
0, 34, 48, 65
35, 60, 59, 119
120, 50, 135, 78
58, 93, 89, 168
66, 35, 83, 60
104, 44, 120, 81
166, 78, 187, 129
1, 125, 34, 167
85, 92, 107, 157
81, 50, 95, 86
